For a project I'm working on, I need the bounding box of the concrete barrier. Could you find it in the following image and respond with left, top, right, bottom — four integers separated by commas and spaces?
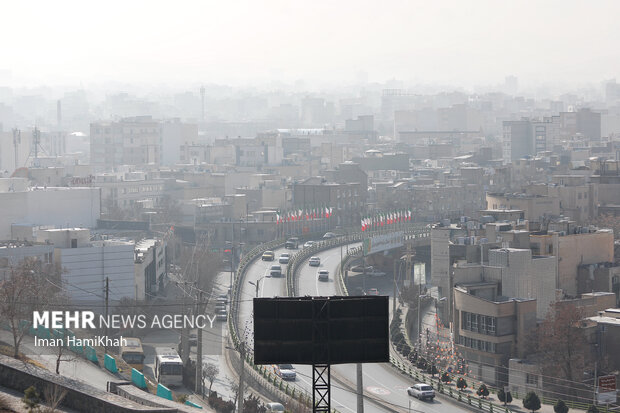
131, 368, 147, 389
156, 384, 172, 400
0, 355, 174, 412
105, 354, 119, 374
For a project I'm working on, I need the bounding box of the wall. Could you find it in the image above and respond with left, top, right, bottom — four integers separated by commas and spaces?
59, 242, 135, 304
0, 187, 100, 240
0, 355, 176, 412
558, 231, 614, 296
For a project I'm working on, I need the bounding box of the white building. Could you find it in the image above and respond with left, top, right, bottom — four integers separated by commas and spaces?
0, 179, 100, 240
35, 228, 134, 304
134, 238, 167, 301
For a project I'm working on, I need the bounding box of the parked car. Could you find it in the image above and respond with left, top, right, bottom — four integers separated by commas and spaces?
188, 331, 197, 346
308, 256, 321, 266
270, 264, 282, 277
279, 253, 290, 264
350, 264, 373, 273
323, 232, 337, 239
266, 403, 285, 412
262, 251, 275, 261
317, 269, 329, 281
272, 364, 296, 380
407, 383, 435, 401
367, 288, 379, 295
303, 241, 315, 248
215, 309, 227, 321
285, 237, 299, 249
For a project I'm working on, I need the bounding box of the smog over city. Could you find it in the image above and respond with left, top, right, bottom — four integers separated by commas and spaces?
0, 1, 619, 412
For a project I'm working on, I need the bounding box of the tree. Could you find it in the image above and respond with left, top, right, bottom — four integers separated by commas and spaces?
242, 394, 266, 413
476, 384, 489, 399
0, 258, 63, 358
498, 388, 512, 405
456, 377, 467, 391
523, 391, 541, 412
586, 406, 599, 413
536, 303, 590, 385
554, 399, 569, 413
22, 386, 40, 413
440, 372, 451, 383
43, 383, 68, 413
203, 362, 220, 396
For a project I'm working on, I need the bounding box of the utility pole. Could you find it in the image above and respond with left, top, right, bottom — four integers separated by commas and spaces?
104, 277, 109, 355
195, 290, 203, 395
356, 363, 364, 412
237, 341, 245, 413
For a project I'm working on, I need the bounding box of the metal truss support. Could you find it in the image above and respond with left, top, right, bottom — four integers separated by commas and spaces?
312, 363, 330, 412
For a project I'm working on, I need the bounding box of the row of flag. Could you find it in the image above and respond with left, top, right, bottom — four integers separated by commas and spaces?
276, 206, 334, 224
361, 209, 412, 231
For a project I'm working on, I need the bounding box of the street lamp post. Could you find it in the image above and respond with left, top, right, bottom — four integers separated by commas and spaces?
248, 277, 265, 298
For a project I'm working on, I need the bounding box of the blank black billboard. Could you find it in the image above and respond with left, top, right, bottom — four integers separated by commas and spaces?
253, 296, 389, 365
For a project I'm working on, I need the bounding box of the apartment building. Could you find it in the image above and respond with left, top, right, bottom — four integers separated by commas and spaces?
90, 116, 161, 171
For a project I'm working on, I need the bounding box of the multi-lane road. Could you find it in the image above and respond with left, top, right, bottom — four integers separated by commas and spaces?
237, 240, 471, 413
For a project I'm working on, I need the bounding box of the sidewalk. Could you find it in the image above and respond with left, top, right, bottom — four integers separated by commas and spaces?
403, 291, 590, 413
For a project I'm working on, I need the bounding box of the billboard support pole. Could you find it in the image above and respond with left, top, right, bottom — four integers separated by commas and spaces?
356, 363, 364, 412
312, 364, 330, 412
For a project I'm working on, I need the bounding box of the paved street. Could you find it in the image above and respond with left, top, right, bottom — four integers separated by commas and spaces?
238, 240, 474, 413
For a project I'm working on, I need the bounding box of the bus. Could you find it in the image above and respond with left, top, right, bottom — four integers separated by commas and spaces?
154, 347, 184, 387
119, 337, 145, 371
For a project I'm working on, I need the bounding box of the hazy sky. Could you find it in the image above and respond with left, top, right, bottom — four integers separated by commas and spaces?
2, 0, 619, 88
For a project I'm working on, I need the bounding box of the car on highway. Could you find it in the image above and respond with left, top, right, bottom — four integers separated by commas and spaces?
269, 264, 282, 277
308, 256, 321, 266
272, 364, 296, 380
323, 232, 337, 239
367, 288, 379, 295
303, 241, 315, 248
285, 237, 300, 249
278, 252, 290, 264
262, 250, 275, 261
266, 402, 285, 412
317, 269, 329, 281
350, 265, 384, 276
407, 383, 435, 401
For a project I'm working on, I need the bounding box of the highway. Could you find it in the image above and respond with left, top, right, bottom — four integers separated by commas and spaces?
238, 240, 472, 413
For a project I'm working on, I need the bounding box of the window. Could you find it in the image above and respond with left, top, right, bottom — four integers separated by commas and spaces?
465, 312, 472, 330
471, 314, 478, 331
488, 317, 496, 335
479, 315, 487, 334
71, 239, 78, 248
526, 374, 538, 386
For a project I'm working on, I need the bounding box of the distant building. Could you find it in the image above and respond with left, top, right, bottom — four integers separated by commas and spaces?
90, 116, 162, 171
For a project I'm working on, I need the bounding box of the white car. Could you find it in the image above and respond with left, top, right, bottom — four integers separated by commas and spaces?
308, 256, 321, 266
266, 402, 285, 412
273, 364, 296, 380
303, 241, 315, 248
407, 383, 435, 401
317, 269, 329, 281
279, 253, 290, 264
